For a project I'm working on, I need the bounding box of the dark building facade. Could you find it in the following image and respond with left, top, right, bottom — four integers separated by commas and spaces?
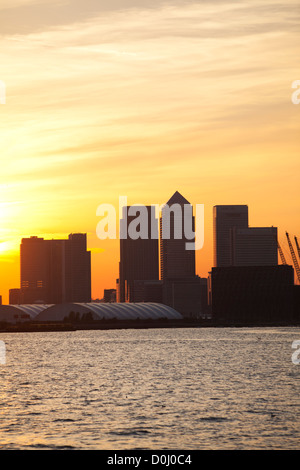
160, 191, 195, 280
9, 288, 22, 305
160, 192, 203, 318
104, 289, 116, 303
131, 280, 163, 303
162, 276, 203, 318
64, 234, 91, 303
210, 265, 295, 324
293, 286, 300, 322
213, 205, 249, 267
231, 227, 278, 266
20, 234, 91, 304
118, 205, 159, 302
213, 205, 278, 269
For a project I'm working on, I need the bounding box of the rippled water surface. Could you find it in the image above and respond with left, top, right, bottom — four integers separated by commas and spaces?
0, 327, 300, 449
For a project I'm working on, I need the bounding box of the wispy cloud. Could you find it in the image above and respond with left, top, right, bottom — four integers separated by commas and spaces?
0, 0, 299, 301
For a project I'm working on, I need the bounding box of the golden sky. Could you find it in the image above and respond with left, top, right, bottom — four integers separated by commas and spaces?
0, 0, 300, 303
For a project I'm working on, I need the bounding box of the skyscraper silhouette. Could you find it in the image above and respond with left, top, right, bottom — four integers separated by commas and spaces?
20, 233, 91, 304
160, 191, 202, 318
118, 205, 159, 302
213, 205, 249, 267
160, 191, 195, 280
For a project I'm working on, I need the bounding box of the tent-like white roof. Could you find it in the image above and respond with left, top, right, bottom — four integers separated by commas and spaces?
0, 304, 52, 323
35, 302, 183, 322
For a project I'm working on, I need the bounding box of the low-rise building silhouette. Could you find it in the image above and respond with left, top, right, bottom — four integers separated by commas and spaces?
103, 289, 116, 303
210, 265, 295, 324
9, 288, 21, 305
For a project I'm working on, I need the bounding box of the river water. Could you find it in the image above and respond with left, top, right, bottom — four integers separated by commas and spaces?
0, 327, 299, 450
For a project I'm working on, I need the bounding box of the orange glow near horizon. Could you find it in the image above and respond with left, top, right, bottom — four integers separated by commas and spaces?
0, 0, 300, 304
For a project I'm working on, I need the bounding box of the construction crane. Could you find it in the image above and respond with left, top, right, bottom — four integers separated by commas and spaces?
295, 236, 300, 261
277, 240, 287, 265
286, 232, 300, 283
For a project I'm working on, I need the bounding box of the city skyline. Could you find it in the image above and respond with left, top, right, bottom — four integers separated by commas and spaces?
3, 193, 299, 324
1, 0, 300, 455
1, 193, 300, 304
1, 0, 300, 304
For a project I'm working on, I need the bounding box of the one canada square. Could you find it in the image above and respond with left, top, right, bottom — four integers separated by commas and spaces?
160, 191, 196, 280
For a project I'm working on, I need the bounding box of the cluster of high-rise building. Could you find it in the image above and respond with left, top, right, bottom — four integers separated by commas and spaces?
116, 194, 298, 323
7, 191, 300, 325
210, 204, 297, 324
213, 205, 278, 267
117, 191, 204, 318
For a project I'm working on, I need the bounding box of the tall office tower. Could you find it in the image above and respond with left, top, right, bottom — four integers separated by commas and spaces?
20, 236, 51, 303
231, 227, 278, 266
160, 191, 195, 280
118, 205, 159, 302
160, 192, 202, 318
20, 234, 91, 304
64, 234, 91, 303
213, 205, 249, 267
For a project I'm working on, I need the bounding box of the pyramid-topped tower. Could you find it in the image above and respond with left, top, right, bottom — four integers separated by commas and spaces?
166, 191, 191, 206
160, 192, 195, 281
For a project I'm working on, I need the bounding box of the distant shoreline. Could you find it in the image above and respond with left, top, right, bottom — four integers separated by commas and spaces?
1, 319, 300, 333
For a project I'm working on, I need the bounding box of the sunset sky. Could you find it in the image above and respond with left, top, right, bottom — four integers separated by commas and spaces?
0, 0, 299, 303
